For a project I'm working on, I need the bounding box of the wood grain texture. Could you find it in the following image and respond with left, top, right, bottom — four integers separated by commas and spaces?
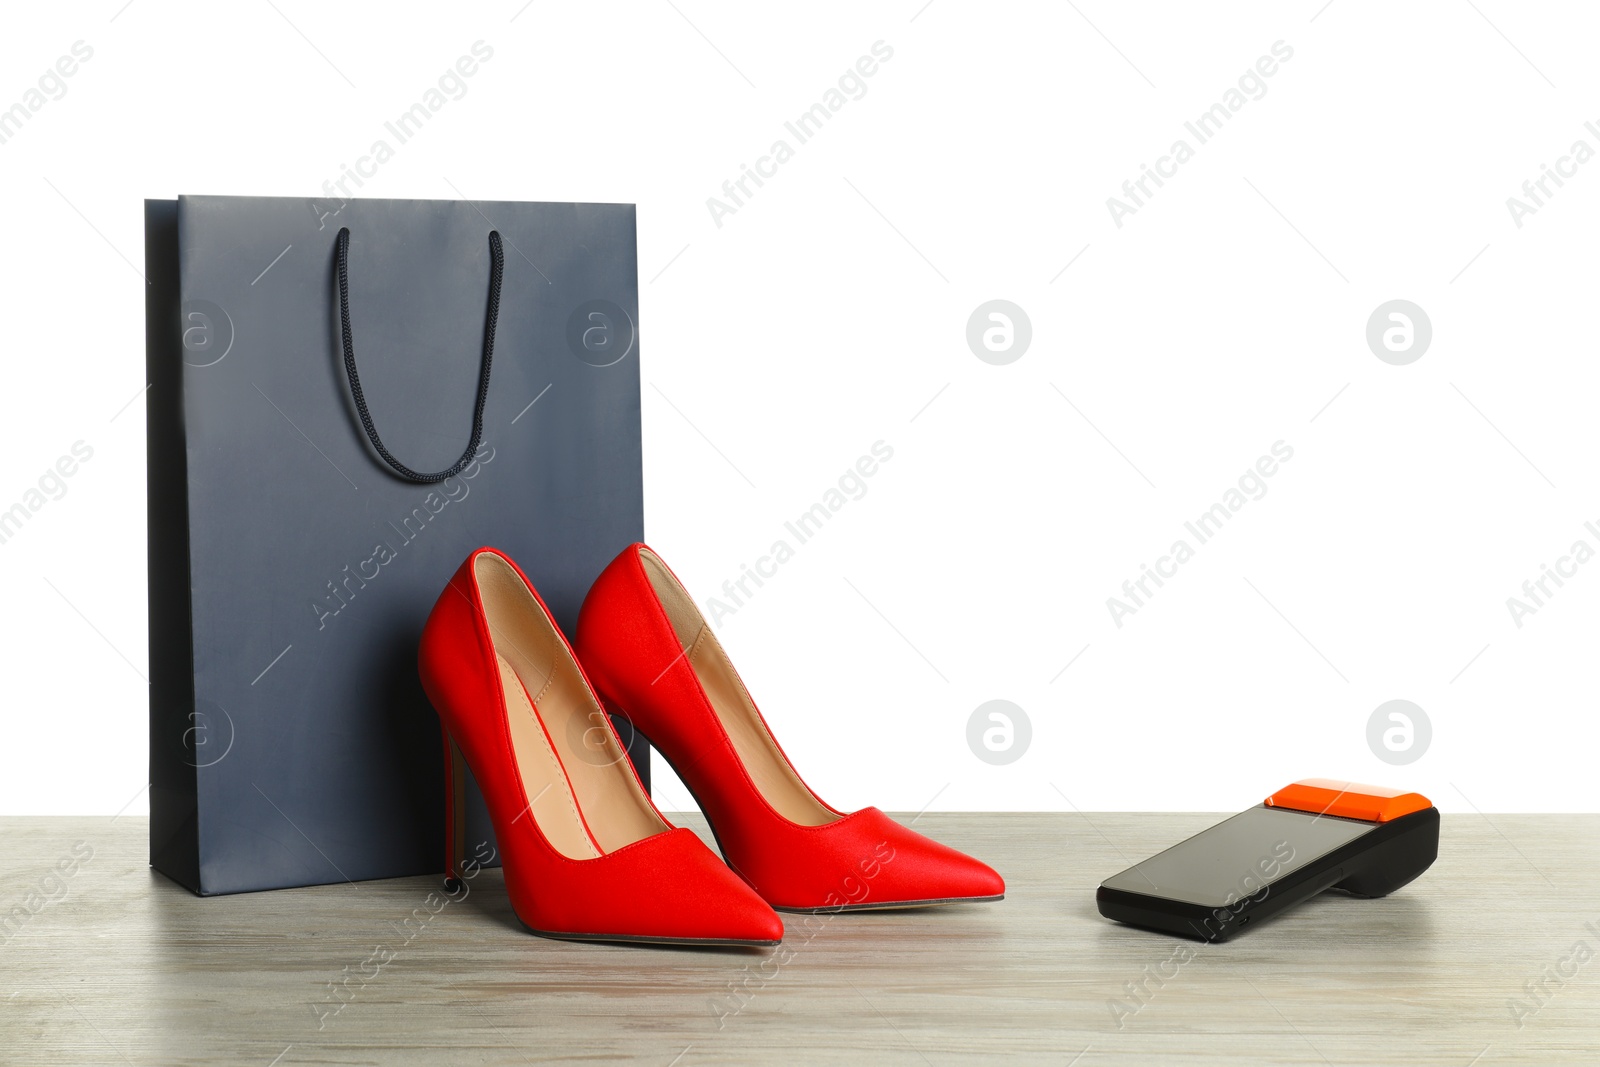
0, 813, 1595, 1066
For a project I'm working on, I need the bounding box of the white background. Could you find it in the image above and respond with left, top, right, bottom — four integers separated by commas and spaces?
2, 1, 1595, 816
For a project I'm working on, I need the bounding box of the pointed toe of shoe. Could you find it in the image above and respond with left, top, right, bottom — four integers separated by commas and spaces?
534, 828, 783, 946
741, 808, 1005, 910
878, 842, 1006, 906
655, 839, 785, 945
943, 850, 1005, 901
838, 808, 1005, 909
727, 893, 786, 944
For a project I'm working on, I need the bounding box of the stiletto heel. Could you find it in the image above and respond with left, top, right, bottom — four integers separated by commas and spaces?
418, 547, 783, 946
575, 543, 1005, 912
441, 727, 468, 891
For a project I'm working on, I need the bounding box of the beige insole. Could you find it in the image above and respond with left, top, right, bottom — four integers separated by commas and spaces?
639, 550, 838, 827
474, 554, 665, 860
495, 652, 601, 859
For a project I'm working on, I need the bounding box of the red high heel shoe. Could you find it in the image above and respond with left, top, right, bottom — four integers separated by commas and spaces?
574, 543, 1005, 912
417, 547, 783, 946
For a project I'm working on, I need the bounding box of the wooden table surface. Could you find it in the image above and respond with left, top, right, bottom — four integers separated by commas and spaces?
1, 812, 1595, 1066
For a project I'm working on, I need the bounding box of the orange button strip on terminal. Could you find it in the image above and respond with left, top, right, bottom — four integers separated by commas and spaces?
1264, 778, 1432, 823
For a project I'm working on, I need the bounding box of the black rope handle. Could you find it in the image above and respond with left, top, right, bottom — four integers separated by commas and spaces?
334, 226, 504, 483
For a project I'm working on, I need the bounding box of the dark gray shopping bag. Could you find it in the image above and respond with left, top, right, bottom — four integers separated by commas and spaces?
144, 194, 648, 895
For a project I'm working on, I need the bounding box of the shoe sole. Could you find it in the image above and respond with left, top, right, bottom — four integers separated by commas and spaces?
617, 716, 1004, 915
772, 893, 1006, 914
515, 916, 779, 948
